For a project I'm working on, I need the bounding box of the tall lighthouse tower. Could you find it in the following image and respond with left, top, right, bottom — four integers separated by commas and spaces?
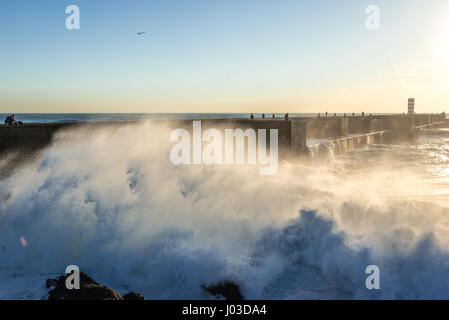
408, 98, 415, 114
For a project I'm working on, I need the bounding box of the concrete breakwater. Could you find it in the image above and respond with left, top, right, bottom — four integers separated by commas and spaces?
298, 113, 448, 156
0, 114, 447, 163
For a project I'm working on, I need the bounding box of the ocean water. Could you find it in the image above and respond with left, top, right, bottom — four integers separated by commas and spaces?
1, 113, 255, 124
0, 121, 449, 299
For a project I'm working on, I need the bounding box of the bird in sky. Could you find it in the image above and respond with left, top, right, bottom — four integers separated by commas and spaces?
136, 32, 146, 36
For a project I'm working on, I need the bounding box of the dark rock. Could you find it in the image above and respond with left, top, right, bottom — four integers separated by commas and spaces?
46, 272, 128, 300
50, 284, 124, 300
45, 279, 58, 289
123, 292, 145, 300
202, 281, 243, 300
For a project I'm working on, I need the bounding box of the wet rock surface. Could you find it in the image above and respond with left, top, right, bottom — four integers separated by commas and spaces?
202, 281, 243, 300
46, 272, 144, 300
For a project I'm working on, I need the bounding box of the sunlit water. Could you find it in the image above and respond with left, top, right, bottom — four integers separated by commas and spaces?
1, 123, 449, 299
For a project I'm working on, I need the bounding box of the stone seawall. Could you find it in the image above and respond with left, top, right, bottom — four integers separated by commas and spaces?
0, 113, 447, 160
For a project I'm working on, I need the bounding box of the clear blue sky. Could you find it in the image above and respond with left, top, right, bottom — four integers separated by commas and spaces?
0, 0, 448, 113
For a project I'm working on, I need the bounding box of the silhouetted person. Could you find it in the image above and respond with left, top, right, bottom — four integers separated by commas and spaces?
318, 113, 320, 118
325, 112, 328, 117
272, 114, 275, 119
352, 112, 355, 117
4, 114, 14, 125
284, 113, 289, 121
5, 114, 23, 126
362, 112, 365, 117
4, 114, 21, 126
334, 113, 337, 117
262, 113, 265, 119
250, 113, 254, 120
344, 113, 347, 117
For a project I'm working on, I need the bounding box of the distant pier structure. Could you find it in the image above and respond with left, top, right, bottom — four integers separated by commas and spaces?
0, 106, 448, 165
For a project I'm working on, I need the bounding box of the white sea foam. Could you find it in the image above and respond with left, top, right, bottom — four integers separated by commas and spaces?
1, 122, 449, 299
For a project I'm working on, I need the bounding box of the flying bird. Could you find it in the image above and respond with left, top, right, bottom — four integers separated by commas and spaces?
136, 32, 146, 36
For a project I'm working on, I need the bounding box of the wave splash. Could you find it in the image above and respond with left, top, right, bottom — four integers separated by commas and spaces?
1, 122, 449, 299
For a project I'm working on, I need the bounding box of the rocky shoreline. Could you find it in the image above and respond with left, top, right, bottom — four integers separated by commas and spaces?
46, 272, 144, 300
45, 272, 243, 300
